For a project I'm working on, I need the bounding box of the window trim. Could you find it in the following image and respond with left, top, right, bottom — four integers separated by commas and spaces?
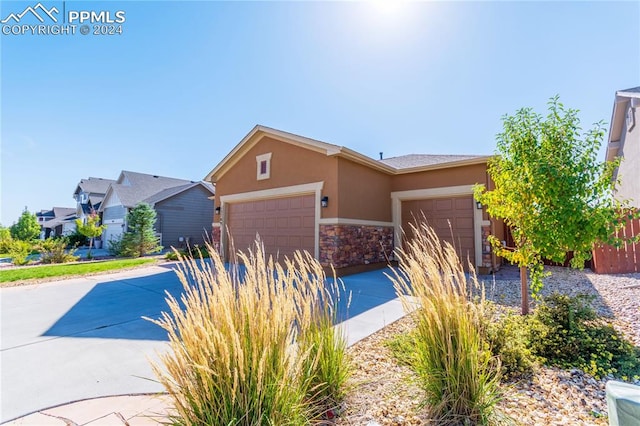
256, 153, 272, 180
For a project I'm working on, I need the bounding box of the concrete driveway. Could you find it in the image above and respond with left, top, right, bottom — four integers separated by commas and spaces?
0, 262, 401, 423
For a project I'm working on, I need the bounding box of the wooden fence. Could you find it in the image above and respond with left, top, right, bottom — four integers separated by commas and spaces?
592, 215, 640, 274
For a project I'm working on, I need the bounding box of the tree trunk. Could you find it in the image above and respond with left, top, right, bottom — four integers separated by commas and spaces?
520, 266, 529, 315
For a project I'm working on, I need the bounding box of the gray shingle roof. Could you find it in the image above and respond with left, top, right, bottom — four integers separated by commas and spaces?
75, 177, 116, 195
619, 86, 640, 94
109, 171, 214, 208
379, 154, 488, 169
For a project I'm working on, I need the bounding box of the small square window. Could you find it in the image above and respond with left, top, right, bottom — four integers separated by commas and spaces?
256, 153, 272, 180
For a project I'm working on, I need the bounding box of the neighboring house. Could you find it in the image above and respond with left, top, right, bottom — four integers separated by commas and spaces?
606, 86, 640, 207
40, 207, 77, 238
206, 125, 504, 274
99, 171, 215, 249
72, 177, 116, 223
593, 86, 640, 274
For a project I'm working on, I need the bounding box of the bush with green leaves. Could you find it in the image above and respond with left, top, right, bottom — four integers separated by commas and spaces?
10, 210, 40, 241
38, 238, 79, 264
8, 240, 32, 266
67, 231, 89, 248
0, 226, 13, 254
165, 244, 211, 261
481, 305, 544, 378
530, 293, 640, 380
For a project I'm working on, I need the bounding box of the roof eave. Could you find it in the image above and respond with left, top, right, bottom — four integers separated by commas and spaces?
393, 156, 491, 174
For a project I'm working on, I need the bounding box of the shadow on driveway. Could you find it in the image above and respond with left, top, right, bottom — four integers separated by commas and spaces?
42, 263, 398, 341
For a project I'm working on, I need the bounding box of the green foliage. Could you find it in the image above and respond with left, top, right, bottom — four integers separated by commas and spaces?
165, 245, 211, 261
10, 209, 41, 241
482, 305, 544, 378
38, 238, 79, 264
531, 293, 640, 380
106, 237, 124, 256
120, 203, 162, 257
0, 225, 13, 253
8, 240, 32, 265
75, 213, 106, 256
67, 231, 89, 248
474, 96, 637, 297
389, 223, 502, 425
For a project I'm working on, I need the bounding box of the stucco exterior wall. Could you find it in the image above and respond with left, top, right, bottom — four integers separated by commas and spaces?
336, 158, 392, 222
213, 136, 339, 220
391, 163, 488, 192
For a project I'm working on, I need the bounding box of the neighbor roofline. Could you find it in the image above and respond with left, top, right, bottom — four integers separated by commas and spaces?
606, 89, 639, 162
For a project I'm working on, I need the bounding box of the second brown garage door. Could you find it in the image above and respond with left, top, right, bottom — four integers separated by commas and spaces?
401, 196, 475, 266
226, 194, 315, 261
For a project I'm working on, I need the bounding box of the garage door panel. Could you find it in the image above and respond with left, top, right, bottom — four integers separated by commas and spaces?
402, 195, 475, 268
227, 194, 315, 261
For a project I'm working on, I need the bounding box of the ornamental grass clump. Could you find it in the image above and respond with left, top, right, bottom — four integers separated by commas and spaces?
389, 222, 503, 425
148, 241, 349, 425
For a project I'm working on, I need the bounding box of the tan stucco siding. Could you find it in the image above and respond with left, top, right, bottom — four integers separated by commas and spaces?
213, 136, 339, 217
616, 113, 640, 208
391, 163, 488, 192
336, 158, 392, 222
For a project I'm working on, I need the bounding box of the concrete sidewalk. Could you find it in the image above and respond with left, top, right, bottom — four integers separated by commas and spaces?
2, 266, 406, 425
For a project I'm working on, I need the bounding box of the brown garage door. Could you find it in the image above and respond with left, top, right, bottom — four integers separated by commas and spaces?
401, 196, 475, 266
226, 194, 315, 261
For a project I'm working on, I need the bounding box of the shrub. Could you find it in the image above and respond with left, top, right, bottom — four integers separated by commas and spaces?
389, 222, 502, 425
0, 226, 13, 254
147, 241, 349, 425
165, 245, 211, 261
38, 238, 79, 264
67, 231, 88, 248
8, 240, 32, 266
531, 293, 640, 380
482, 305, 544, 378
107, 237, 124, 256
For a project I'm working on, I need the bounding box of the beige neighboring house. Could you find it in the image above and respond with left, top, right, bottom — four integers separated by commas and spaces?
606, 86, 640, 207
205, 125, 504, 274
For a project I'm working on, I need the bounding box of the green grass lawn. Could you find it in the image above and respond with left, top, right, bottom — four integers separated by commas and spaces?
0, 258, 157, 283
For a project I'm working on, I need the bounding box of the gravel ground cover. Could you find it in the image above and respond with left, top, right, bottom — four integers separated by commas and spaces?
337, 266, 639, 425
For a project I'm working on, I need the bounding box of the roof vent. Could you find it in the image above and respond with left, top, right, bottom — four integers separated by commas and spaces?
379, 152, 383, 160
153, 175, 159, 178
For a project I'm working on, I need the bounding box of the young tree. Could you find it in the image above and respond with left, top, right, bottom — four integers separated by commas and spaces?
121, 203, 162, 257
75, 212, 106, 258
10, 208, 40, 241
474, 96, 635, 314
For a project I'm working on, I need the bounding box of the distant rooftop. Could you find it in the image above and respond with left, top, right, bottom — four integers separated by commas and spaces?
75, 177, 116, 195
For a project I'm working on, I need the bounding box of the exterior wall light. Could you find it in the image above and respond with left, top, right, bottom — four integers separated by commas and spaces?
476, 201, 483, 210
321, 196, 329, 208
215, 206, 221, 215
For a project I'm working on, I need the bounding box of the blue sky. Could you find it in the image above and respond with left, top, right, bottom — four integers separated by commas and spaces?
1, 1, 639, 225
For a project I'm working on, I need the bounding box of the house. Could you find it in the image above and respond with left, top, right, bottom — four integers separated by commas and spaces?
592, 86, 640, 274
606, 86, 640, 207
72, 177, 116, 222
40, 207, 77, 238
205, 125, 504, 274
99, 171, 215, 249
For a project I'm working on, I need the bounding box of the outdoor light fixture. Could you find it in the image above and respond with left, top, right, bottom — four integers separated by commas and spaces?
215, 206, 221, 215
476, 201, 483, 210
321, 196, 329, 208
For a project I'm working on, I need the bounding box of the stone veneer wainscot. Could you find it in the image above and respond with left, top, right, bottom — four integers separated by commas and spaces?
319, 224, 394, 269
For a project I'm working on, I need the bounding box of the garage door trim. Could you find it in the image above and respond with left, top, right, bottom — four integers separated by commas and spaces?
219, 181, 324, 260
391, 185, 483, 268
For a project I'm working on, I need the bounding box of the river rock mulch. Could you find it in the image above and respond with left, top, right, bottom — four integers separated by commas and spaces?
336, 266, 639, 425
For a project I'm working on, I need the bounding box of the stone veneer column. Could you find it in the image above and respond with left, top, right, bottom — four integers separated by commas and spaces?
481, 224, 493, 271
319, 224, 394, 269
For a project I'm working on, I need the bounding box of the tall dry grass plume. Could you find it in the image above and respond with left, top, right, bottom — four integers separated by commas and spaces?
389, 221, 503, 425
147, 240, 349, 425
